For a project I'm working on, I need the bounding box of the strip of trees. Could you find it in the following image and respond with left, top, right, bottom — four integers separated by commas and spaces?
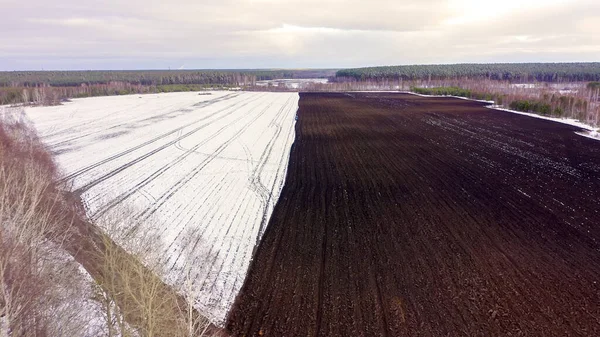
0, 69, 335, 105
335, 63, 600, 83
0, 83, 234, 106
0, 69, 335, 88
0, 71, 257, 87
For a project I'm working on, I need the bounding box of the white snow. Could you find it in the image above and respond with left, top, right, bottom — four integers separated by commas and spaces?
510, 83, 537, 89
576, 129, 600, 141
255, 78, 329, 89
23, 91, 299, 325
405, 91, 495, 104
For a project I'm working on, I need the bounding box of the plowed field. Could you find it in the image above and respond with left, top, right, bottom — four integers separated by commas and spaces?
228, 93, 600, 336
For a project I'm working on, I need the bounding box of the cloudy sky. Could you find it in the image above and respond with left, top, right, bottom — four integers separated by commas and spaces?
1, 0, 599, 70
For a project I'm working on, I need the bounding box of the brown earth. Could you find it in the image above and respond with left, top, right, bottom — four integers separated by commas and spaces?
227, 92, 600, 337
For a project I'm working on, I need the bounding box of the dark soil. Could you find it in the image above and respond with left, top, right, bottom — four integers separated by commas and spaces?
227, 92, 600, 337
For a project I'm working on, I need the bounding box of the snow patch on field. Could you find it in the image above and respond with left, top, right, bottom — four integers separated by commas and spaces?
575, 129, 600, 141
23, 91, 299, 325
404, 91, 495, 104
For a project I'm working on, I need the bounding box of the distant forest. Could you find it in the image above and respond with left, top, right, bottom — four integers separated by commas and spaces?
0, 69, 336, 87
251, 69, 337, 81
0, 69, 336, 105
335, 63, 600, 82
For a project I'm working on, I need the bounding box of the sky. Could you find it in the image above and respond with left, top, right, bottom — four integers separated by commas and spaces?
1, 0, 599, 70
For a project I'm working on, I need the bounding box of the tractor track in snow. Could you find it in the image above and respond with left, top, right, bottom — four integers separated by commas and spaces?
71, 93, 265, 191
24, 91, 300, 325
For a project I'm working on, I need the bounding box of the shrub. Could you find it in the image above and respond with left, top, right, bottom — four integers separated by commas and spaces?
412, 86, 472, 97
587, 81, 600, 90
0, 110, 104, 336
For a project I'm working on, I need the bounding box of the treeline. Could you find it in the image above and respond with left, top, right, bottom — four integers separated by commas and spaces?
0, 70, 253, 105
0, 69, 336, 87
336, 63, 600, 83
250, 69, 336, 81
0, 82, 236, 105
0, 69, 336, 105
0, 70, 257, 87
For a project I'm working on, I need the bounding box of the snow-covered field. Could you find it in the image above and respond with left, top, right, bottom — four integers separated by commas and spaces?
24, 91, 299, 324
255, 78, 329, 89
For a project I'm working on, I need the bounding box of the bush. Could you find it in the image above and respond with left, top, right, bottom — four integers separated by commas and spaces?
509, 100, 553, 115
412, 86, 472, 97
553, 107, 564, 117
587, 82, 600, 90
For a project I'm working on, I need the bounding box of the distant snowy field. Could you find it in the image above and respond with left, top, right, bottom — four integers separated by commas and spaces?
24, 91, 299, 325
255, 78, 328, 89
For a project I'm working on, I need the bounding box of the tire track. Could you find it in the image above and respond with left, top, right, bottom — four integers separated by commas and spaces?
71, 93, 266, 190
248, 96, 297, 256
133, 96, 276, 222
47, 93, 240, 146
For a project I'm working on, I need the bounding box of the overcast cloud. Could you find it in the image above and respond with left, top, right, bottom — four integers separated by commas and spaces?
1, 0, 599, 70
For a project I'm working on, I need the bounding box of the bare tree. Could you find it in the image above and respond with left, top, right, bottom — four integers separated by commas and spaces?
1, 108, 221, 337
0, 112, 104, 337
92, 204, 215, 337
